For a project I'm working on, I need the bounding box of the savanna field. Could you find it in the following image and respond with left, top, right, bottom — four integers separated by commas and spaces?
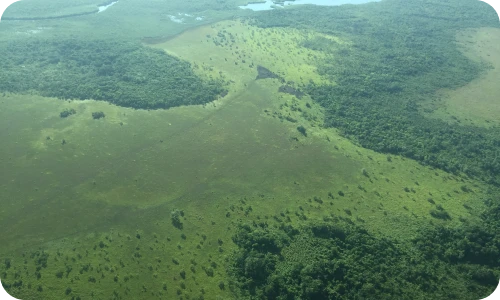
0, 0, 499, 299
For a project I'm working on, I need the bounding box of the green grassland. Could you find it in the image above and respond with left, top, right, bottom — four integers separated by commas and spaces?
0, 0, 499, 299
420, 27, 500, 128
149, 18, 490, 238
0, 78, 491, 299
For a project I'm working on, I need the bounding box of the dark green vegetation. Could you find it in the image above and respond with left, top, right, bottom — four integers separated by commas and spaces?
278, 85, 304, 98
256, 65, 281, 80
171, 209, 184, 229
429, 205, 452, 220
0, 39, 227, 109
91, 111, 105, 120
252, 0, 500, 185
59, 108, 76, 118
296, 125, 307, 137
414, 197, 500, 281
229, 193, 500, 299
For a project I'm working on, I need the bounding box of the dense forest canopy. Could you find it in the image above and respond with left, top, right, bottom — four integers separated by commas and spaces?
229, 193, 500, 299
0, 39, 227, 109
251, 0, 500, 185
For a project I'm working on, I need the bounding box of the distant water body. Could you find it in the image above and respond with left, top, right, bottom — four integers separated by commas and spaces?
239, 0, 380, 10
98, 1, 118, 13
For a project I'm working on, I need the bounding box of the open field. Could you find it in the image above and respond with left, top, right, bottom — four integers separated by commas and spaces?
421, 27, 500, 128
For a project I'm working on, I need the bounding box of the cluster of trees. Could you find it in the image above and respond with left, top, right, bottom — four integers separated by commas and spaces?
229, 199, 500, 299
414, 193, 500, 273
0, 39, 227, 109
251, 0, 500, 185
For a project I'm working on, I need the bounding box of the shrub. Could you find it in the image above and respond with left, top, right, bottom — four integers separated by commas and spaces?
296, 125, 307, 137
430, 209, 451, 220
171, 209, 184, 229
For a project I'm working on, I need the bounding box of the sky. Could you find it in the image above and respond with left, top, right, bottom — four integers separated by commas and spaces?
486, 0, 500, 14
0, 0, 14, 14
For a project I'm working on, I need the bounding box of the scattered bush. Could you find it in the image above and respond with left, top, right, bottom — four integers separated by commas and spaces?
171, 209, 184, 229
60, 108, 76, 118
296, 125, 307, 137
92, 111, 105, 120
430, 209, 451, 220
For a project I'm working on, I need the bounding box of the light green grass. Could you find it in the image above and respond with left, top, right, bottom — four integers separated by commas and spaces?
420, 27, 500, 128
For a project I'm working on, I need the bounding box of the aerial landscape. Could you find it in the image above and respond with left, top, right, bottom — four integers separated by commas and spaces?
0, 0, 499, 299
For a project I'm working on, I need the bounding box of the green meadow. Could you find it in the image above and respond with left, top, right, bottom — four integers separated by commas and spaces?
0, 0, 499, 299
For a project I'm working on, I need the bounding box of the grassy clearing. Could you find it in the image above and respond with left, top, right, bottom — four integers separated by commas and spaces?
421, 27, 500, 128
151, 20, 335, 89
152, 18, 487, 234
0, 87, 488, 299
